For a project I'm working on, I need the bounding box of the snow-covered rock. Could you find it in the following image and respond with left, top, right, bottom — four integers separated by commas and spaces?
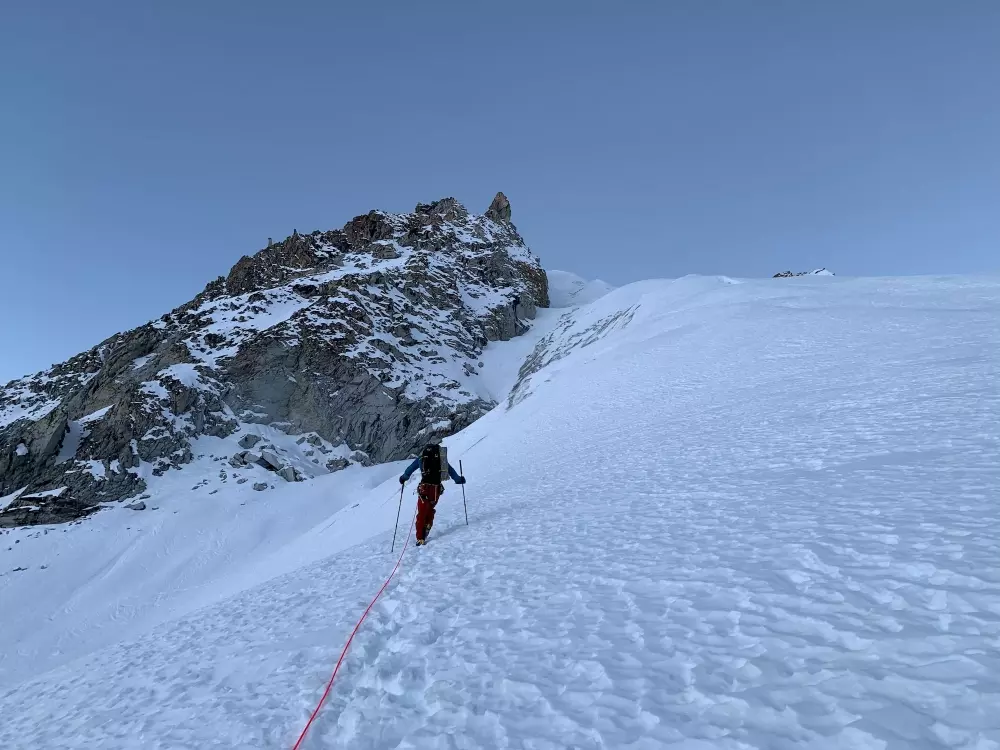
258, 451, 283, 472
0, 194, 548, 525
774, 267, 835, 277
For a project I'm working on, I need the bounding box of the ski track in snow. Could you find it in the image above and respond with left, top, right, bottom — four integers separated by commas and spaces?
1, 274, 999, 749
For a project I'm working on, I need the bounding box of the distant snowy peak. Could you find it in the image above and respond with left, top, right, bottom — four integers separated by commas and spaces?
0, 193, 549, 526
546, 270, 615, 308
774, 268, 835, 278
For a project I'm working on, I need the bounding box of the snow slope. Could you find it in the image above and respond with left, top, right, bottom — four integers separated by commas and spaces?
2, 273, 999, 749
546, 268, 615, 308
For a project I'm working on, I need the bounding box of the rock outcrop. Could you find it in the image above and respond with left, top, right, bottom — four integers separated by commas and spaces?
1, 194, 548, 526
485, 192, 513, 224
773, 268, 834, 278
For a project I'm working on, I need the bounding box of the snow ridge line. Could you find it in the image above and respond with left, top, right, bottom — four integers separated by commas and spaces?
290, 506, 418, 750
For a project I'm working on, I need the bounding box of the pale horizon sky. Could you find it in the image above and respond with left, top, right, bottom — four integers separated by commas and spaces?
2, 1, 999, 383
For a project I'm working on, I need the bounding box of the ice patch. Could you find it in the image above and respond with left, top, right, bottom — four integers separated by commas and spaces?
158, 363, 215, 392
140, 380, 170, 400
79, 406, 112, 425
0, 487, 26, 510
51, 406, 110, 466
22, 486, 68, 499
55, 421, 86, 464
80, 460, 107, 480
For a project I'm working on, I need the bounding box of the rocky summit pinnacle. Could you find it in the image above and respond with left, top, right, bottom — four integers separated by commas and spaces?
0, 195, 549, 526
486, 192, 512, 224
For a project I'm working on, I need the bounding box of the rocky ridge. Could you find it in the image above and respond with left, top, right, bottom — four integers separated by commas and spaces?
773, 268, 835, 278
0, 193, 547, 526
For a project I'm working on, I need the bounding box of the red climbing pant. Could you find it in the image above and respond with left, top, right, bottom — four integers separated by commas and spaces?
416, 483, 442, 541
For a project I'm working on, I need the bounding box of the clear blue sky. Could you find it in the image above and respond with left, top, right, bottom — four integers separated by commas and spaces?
2, 1, 998, 384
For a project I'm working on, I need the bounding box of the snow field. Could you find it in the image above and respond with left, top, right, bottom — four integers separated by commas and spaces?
1, 273, 998, 749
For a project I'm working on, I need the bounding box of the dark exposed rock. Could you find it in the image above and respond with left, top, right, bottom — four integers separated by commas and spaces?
238, 434, 261, 449
0, 487, 99, 528
415, 198, 469, 225
485, 192, 512, 224
344, 211, 398, 247
325, 457, 350, 472
350, 451, 372, 467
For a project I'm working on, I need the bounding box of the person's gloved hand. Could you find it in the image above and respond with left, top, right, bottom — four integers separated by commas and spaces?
399, 476, 406, 485
455, 476, 467, 485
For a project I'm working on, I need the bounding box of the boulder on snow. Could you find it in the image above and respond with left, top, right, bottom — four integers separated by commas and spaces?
278, 466, 300, 483
252, 482, 268, 491
258, 450, 283, 471
350, 451, 372, 467
125, 501, 146, 511
326, 457, 350, 472
238, 434, 261, 449
229, 450, 263, 468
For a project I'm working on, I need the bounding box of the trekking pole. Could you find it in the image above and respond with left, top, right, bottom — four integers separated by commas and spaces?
460, 460, 469, 526
391, 484, 404, 553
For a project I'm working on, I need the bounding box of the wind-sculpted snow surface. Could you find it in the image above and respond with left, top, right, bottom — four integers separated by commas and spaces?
508, 304, 638, 409
1, 274, 998, 749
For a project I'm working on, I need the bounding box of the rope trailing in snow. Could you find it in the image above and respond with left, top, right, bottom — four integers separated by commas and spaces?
462, 434, 488, 457
294, 437, 482, 745
291, 505, 418, 749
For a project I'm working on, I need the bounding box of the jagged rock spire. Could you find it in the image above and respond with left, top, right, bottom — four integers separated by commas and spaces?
486, 192, 512, 224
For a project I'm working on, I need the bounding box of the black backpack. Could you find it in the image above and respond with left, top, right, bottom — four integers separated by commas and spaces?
419, 444, 448, 484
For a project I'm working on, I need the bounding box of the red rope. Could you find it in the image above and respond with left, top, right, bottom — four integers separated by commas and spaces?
291, 505, 417, 749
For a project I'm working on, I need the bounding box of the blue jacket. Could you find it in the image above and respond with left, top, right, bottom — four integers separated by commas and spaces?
401, 457, 462, 483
